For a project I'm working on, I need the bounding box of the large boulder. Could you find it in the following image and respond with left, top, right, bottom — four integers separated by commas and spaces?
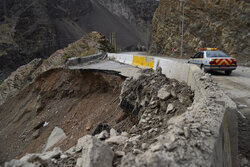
44, 127, 67, 151
76, 135, 114, 167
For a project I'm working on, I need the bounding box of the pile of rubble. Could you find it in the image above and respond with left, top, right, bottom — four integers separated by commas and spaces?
3, 68, 194, 167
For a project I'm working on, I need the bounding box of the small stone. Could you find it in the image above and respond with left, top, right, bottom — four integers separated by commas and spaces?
130, 126, 139, 133
86, 126, 91, 131
157, 87, 171, 100
238, 104, 248, 109
121, 132, 129, 137
110, 128, 118, 137
166, 104, 174, 114
191, 123, 201, 129
97, 130, 109, 140
43, 122, 49, 127
51, 158, 57, 164
105, 136, 128, 145
32, 129, 40, 139
115, 151, 125, 157
150, 143, 164, 152
142, 125, 151, 130
178, 95, 184, 103
133, 149, 143, 154
170, 89, 177, 97
172, 82, 177, 87
65, 146, 76, 155
148, 129, 154, 133
141, 143, 148, 150
139, 119, 147, 124
60, 154, 68, 159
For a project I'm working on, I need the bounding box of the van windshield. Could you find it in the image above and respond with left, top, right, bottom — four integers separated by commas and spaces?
206, 51, 229, 58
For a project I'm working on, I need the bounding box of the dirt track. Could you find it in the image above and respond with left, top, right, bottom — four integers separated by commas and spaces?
212, 66, 250, 162
0, 69, 135, 164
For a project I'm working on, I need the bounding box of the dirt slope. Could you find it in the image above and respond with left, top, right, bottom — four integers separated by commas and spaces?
0, 69, 134, 164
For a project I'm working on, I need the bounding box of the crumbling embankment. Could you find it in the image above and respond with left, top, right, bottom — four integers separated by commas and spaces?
0, 68, 134, 164
2, 67, 194, 167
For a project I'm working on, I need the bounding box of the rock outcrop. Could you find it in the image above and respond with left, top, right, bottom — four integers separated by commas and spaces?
150, 0, 250, 65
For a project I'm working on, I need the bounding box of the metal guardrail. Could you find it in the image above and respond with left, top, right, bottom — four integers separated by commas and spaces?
65, 52, 106, 66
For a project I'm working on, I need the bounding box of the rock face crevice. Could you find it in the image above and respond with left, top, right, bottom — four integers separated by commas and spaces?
150, 0, 250, 65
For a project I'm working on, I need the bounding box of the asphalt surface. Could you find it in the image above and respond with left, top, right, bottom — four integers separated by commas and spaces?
69, 60, 140, 77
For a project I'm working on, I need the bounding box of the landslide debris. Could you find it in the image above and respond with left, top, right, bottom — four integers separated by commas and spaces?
0, 31, 112, 106
2, 68, 194, 167
0, 69, 134, 164
150, 0, 250, 65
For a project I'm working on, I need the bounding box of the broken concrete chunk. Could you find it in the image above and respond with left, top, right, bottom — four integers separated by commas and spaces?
44, 127, 66, 151
115, 151, 125, 157
110, 128, 118, 137
133, 149, 144, 154
141, 143, 148, 150
121, 132, 129, 137
150, 143, 164, 152
166, 103, 174, 114
106, 136, 128, 145
76, 135, 114, 167
97, 130, 109, 140
157, 87, 171, 100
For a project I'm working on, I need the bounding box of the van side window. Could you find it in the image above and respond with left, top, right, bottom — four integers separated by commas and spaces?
200, 52, 204, 58
194, 52, 201, 58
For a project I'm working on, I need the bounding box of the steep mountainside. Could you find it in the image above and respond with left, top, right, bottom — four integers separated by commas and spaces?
0, 31, 112, 106
150, 0, 250, 65
0, 0, 158, 82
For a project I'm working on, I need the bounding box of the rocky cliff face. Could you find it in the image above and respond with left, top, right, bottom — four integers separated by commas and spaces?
150, 0, 250, 65
0, 0, 158, 82
96, 0, 158, 50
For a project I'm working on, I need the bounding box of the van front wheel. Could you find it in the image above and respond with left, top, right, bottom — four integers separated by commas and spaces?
201, 65, 207, 73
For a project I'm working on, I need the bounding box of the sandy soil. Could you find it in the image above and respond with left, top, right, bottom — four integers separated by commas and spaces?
0, 68, 135, 164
